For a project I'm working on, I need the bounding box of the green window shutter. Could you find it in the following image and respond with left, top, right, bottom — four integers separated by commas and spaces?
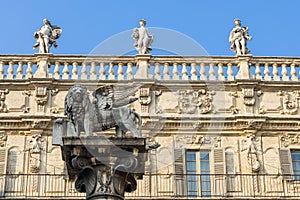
279, 149, 293, 180
174, 148, 185, 196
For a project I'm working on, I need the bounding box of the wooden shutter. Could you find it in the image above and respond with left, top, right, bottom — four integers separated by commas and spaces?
213, 148, 226, 196
0, 148, 7, 196
174, 148, 185, 196
279, 149, 293, 180
214, 148, 225, 174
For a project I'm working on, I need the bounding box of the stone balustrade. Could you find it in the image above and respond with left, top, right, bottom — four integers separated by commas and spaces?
0, 54, 299, 81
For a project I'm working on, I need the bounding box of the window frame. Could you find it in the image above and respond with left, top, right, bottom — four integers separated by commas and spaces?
185, 149, 211, 197
291, 150, 300, 181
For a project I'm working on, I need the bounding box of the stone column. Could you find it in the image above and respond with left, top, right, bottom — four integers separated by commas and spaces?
56, 136, 147, 200
34, 53, 53, 78
135, 54, 151, 79
236, 55, 252, 79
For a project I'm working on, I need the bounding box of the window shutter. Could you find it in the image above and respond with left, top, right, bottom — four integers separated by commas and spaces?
279, 149, 293, 180
174, 148, 185, 196
0, 148, 7, 174
0, 148, 7, 197
214, 148, 225, 174
213, 148, 226, 195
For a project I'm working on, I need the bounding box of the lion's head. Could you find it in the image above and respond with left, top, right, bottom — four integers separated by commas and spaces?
64, 85, 90, 122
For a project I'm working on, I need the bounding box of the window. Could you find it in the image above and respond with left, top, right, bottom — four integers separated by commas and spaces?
186, 150, 211, 197
291, 150, 300, 180
225, 151, 235, 191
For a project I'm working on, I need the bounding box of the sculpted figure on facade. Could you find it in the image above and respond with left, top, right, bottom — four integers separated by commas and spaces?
229, 18, 252, 55
132, 19, 154, 54
33, 18, 62, 53
241, 134, 261, 172
64, 85, 142, 137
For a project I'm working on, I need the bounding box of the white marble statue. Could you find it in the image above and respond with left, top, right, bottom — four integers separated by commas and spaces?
229, 19, 252, 55
33, 18, 62, 53
132, 19, 154, 54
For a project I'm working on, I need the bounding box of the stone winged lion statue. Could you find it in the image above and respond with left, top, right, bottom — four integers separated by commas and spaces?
64, 85, 142, 137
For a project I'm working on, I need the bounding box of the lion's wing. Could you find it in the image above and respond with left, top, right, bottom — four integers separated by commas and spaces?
93, 84, 140, 110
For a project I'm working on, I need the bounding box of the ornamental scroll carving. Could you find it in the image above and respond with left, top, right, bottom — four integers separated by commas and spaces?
278, 91, 300, 115
280, 133, 300, 147
175, 135, 221, 148
177, 89, 215, 114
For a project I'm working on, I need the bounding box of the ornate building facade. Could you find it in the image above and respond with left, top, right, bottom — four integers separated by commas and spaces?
0, 54, 299, 199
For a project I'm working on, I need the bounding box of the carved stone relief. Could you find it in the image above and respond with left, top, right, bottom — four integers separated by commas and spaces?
26, 134, 45, 173
0, 135, 7, 147
22, 90, 31, 113
242, 88, 262, 106
50, 88, 61, 114
280, 133, 300, 148
0, 89, 9, 113
177, 89, 215, 114
35, 87, 48, 112
241, 134, 261, 172
217, 91, 239, 114
139, 87, 151, 113
175, 135, 221, 148
278, 91, 299, 115
229, 91, 240, 114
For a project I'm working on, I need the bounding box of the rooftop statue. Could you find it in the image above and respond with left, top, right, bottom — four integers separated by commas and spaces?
64, 85, 142, 137
132, 19, 154, 54
229, 19, 252, 55
33, 18, 62, 53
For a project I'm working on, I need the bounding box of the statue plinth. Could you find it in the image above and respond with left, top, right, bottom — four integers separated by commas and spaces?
134, 54, 151, 79
236, 55, 253, 80
34, 53, 53, 78
59, 136, 147, 200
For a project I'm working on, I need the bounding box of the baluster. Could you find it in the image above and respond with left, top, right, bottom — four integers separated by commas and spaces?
163, 63, 169, 80
53, 61, 60, 79
255, 63, 262, 80
99, 63, 106, 80
118, 63, 124, 80
16, 62, 23, 79
154, 63, 160, 80
264, 63, 271, 81
90, 62, 97, 80
273, 63, 280, 81
26, 62, 33, 79
227, 63, 234, 80
71, 62, 78, 80
208, 63, 216, 80
281, 63, 289, 81
182, 63, 188, 80
108, 63, 115, 80
7, 61, 14, 79
81, 62, 88, 80
218, 63, 225, 80
0, 61, 4, 79
200, 63, 206, 80
291, 63, 298, 81
127, 63, 133, 80
191, 63, 197, 80
62, 62, 69, 79
173, 63, 179, 80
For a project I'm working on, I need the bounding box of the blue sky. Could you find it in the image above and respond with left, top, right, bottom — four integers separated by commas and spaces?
0, 0, 299, 56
